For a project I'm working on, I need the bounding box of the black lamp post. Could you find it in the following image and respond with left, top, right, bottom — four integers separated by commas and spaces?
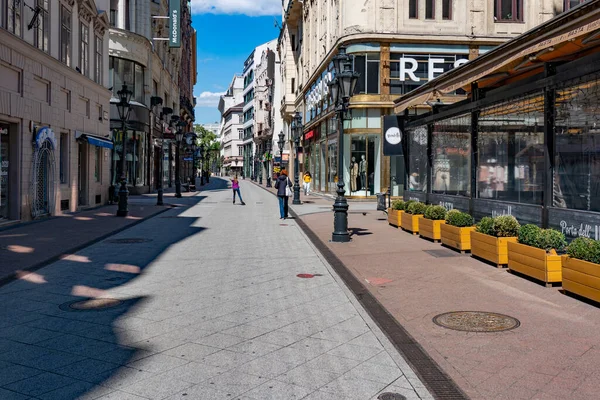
266, 140, 272, 187
277, 131, 285, 175
157, 106, 172, 206
116, 83, 133, 217
258, 144, 263, 185
173, 117, 184, 198
254, 148, 259, 182
291, 112, 302, 205
199, 144, 205, 185
191, 141, 197, 186
328, 46, 360, 243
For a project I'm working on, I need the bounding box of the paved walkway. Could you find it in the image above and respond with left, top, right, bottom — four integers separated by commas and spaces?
0, 178, 429, 400
290, 197, 600, 400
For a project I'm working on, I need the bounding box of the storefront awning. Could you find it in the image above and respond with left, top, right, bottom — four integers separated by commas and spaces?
75, 131, 114, 149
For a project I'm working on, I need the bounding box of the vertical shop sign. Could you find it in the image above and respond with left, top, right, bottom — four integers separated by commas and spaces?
383, 116, 404, 156
169, 0, 181, 48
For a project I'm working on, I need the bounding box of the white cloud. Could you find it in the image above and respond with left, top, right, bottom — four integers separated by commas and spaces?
195, 91, 225, 107
191, 0, 281, 16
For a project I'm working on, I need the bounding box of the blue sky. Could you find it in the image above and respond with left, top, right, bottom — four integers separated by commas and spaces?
191, 1, 282, 124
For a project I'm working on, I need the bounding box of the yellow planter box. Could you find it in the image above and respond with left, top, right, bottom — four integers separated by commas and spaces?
507, 242, 562, 286
441, 224, 475, 252
401, 213, 422, 235
471, 231, 517, 268
419, 218, 445, 242
562, 255, 600, 303
387, 209, 403, 228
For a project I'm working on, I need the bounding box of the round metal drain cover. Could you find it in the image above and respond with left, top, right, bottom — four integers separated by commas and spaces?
433, 311, 520, 332
378, 393, 407, 400
106, 238, 153, 244
69, 298, 123, 311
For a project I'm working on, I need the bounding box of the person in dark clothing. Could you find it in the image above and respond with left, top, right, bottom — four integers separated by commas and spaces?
274, 169, 292, 219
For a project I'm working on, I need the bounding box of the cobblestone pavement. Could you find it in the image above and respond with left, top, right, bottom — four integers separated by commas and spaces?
0, 178, 430, 400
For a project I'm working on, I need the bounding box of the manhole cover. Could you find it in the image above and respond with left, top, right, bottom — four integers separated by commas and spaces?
433, 311, 520, 332
424, 249, 460, 258
106, 238, 153, 244
378, 393, 407, 400
61, 298, 124, 311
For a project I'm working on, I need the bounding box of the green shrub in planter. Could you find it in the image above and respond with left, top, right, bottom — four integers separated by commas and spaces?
446, 211, 474, 227
537, 229, 567, 253
518, 224, 541, 247
404, 200, 416, 210
424, 205, 447, 220
493, 215, 520, 237
567, 237, 600, 264
406, 201, 427, 215
476, 217, 494, 235
391, 200, 405, 210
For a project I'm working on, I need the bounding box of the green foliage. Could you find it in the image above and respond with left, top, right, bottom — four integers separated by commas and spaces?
567, 237, 600, 264
424, 205, 447, 220
537, 229, 567, 253
391, 200, 405, 211
446, 211, 474, 227
518, 224, 541, 247
404, 200, 416, 210
476, 217, 495, 235
406, 202, 427, 215
493, 215, 520, 237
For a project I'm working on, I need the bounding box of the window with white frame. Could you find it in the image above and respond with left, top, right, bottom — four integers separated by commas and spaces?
238, 146, 243, 156
60, 5, 72, 66
95, 36, 103, 84
80, 22, 89, 76
34, 0, 49, 52
494, 0, 523, 22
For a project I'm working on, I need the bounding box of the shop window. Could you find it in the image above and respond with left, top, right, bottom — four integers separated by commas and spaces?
432, 114, 471, 196
564, 0, 586, 10
554, 73, 600, 212
60, 132, 69, 184
390, 53, 468, 95
34, 0, 49, 52
442, 0, 452, 19
109, 0, 117, 27
80, 22, 89, 76
494, 0, 523, 22
425, 0, 435, 19
352, 53, 380, 95
95, 147, 101, 182
408, 127, 428, 192
477, 93, 544, 205
346, 135, 381, 196
109, 57, 145, 103
409, 0, 418, 18
60, 5, 72, 66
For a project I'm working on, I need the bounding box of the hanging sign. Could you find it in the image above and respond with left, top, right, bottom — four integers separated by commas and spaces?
382, 116, 404, 156
169, 0, 181, 48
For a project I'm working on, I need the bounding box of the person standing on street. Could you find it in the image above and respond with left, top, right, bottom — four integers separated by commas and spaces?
275, 169, 292, 219
232, 176, 246, 205
303, 171, 312, 196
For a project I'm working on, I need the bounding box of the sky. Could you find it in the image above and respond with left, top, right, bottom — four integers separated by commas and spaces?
191, 0, 282, 125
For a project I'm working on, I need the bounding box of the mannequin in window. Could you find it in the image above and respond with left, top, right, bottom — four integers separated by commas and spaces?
359, 155, 367, 190
350, 156, 358, 192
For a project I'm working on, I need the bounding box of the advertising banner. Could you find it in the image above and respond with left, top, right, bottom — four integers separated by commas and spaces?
382, 116, 404, 156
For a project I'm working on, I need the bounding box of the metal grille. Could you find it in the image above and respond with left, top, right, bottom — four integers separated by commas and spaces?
31, 140, 56, 219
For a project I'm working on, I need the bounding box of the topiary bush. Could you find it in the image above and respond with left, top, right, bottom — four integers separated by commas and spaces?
404, 200, 416, 210
518, 224, 541, 247
446, 211, 474, 227
406, 201, 427, 215
424, 205, 447, 220
537, 229, 567, 253
493, 215, 520, 237
391, 200, 405, 211
476, 217, 494, 235
567, 237, 600, 264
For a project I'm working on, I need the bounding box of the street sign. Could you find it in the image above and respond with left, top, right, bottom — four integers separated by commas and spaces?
169, 0, 180, 48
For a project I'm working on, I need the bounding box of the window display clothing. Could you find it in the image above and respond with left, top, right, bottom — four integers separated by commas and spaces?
350, 157, 358, 192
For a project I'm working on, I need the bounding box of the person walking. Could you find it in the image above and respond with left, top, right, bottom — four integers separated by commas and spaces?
275, 169, 292, 219
232, 176, 246, 205
303, 171, 312, 196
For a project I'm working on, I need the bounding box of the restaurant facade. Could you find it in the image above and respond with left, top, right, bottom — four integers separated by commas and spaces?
393, 0, 600, 239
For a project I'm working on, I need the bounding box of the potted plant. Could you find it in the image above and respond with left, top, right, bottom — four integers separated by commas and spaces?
440, 210, 475, 253
401, 201, 427, 235
471, 215, 520, 268
388, 200, 404, 228
420, 205, 447, 242
508, 225, 566, 287
563, 237, 600, 302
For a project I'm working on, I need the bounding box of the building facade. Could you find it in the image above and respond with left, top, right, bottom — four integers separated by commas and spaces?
1, 0, 111, 223
279, 0, 563, 197
218, 75, 244, 176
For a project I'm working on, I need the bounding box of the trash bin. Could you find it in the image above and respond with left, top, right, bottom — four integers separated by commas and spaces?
376, 193, 387, 211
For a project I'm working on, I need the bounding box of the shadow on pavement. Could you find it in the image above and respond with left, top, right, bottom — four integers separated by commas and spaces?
0, 184, 227, 399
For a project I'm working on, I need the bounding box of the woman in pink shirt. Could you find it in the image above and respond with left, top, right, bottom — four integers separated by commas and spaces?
232, 176, 246, 205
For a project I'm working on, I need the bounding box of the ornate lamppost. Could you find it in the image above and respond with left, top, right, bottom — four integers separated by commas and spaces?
173, 117, 185, 198
266, 140, 272, 187
199, 144, 205, 185
258, 144, 263, 185
328, 46, 360, 242
291, 112, 302, 205
157, 106, 172, 206
116, 83, 133, 217
277, 131, 285, 175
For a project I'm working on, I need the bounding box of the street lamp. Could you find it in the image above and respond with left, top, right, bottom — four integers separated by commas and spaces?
277, 131, 285, 175
254, 147, 259, 182
191, 141, 197, 185
157, 106, 172, 206
291, 112, 302, 205
258, 144, 263, 185
266, 140, 272, 187
199, 144, 205, 185
116, 83, 133, 217
328, 46, 360, 243
173, 117, 184, 198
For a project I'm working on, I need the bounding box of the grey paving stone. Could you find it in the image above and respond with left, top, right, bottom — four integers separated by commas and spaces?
95, 391, 149, 400
91, 346, 154, 365
128, 334, 187, 353
304, 354, 362, 375
204, 370, 268, 397
327, 343, 383, 362
0, 361, 43, 386
192, 332, 247, 348
162, 342, 221, 361
372, 385, 423, 400
0, 344, 55, 364
0, 388, 32, 400
231, 357, 295, 379
320, 376, 388, 400
91, 366, 156, 391
221, 323, 274, 339
126, 353, 189, 373
343, 361, 403, 384
226, 339, 282, 357
310, 327, 363, 343
0, 326, 63, 345
120, 372, 193, 400
346, 332, 385, 350
200, 349, 257, 369
367, 351, 399, 368
54, 358, 120, 380
164, 384, 231, 400
261, 346, 318, 367
243, 379, 312, 400
275, 364, 341, 391
256, 330, 305, 347
3, 372, 77, 396
301, 390, 343, 400
35, 380, 108, 400
158, 361, 226, 384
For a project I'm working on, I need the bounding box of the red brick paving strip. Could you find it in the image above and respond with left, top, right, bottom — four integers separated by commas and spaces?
0, 204, 170, 286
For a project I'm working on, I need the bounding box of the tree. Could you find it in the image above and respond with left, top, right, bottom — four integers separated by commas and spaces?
194, 125, 220, 174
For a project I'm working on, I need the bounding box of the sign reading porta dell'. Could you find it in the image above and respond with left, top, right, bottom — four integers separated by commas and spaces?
169, 0, 180, 48
383, 116, 404, 156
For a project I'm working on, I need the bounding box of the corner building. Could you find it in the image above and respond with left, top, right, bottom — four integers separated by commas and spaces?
279, 0, 562, 198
